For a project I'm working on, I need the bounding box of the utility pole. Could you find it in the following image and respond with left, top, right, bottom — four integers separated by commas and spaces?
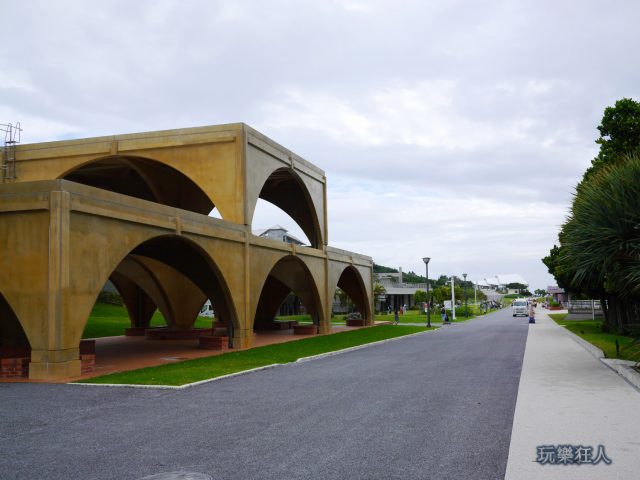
463, 273, 468, 317
450, 275, 456, 321
422, 257, 431, 328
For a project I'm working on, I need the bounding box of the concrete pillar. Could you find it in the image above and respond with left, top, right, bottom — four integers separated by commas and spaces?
30, 191, 81, 380
29, 348, 81, 380
232, 328, 254, 349
318, 321, 331, 334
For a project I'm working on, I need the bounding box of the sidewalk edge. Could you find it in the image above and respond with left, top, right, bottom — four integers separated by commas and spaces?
556, 320, 640, 392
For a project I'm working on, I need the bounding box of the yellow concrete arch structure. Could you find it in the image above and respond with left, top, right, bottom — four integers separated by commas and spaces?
0, 124, 374, 381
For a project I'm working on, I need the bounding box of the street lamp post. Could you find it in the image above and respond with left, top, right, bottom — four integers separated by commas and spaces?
450, 275, 456, 321
463, 273, 468, 318
474, 282, 477, 307
422, 257, 431, 328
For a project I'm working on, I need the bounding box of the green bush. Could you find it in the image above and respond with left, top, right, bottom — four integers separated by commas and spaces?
97, 291, 123, 306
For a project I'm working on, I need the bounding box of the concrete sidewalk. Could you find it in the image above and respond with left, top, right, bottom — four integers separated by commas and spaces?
505, 309, 640, 479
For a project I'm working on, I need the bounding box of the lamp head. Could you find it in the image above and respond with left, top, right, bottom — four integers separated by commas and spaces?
463, 273, 467, 280
422, 257, 431, 265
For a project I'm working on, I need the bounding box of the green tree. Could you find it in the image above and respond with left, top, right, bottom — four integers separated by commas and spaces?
373, 283, 386, 297
403, 271, 428, 283
434, 275, 450, 288
506, 282, 528, 292
561, 153, 640, 333
542, 243, 578, 292
534, 289, 547, 297
582, 97, 640, 183
335, 287, 353, 311
431, 284, 464, 304
373, 264, 397, 274
413, 289, 428, 309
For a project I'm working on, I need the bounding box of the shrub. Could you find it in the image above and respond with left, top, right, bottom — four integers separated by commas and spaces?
97, 291, 123, 306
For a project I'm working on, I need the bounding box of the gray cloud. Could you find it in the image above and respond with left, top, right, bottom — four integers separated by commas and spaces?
2, 0, 639, 289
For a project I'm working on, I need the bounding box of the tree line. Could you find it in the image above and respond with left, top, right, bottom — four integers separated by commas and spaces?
543, 98, 640, 334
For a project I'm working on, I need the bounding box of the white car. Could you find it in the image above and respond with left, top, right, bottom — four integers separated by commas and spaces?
512, 300, 528, 317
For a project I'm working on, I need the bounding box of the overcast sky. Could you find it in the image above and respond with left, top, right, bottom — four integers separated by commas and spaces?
2, 0, 639, 290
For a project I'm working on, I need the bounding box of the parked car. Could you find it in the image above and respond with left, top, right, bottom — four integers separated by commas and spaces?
512, 299, 528, 317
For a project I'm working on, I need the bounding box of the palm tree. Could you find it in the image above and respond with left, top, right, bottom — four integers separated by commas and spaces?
560, 153, 640, 333
373, 283, 386, 314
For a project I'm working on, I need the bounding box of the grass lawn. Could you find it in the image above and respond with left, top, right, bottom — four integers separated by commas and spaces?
82, 302, 212, 339
79, 325, 431, 386
375, 307, 482, 324
549, 313, 640, 361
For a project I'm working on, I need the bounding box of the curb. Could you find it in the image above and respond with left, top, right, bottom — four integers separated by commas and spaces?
557, 322, 640, 392
70, 327, 437, 390
294, 329, 435, 363
559, 325, 605, 358
70, 363, 285, 390
601, 359, 640, 391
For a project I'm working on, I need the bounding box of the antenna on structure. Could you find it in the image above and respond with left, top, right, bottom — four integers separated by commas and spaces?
1, 122, 21, 180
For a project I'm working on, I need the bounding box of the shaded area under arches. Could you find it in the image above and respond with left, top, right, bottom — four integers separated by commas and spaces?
254, 256, 323, 331
127, 235, 238, 330
108, 255, 208, 332
335, 266, 371, 320
0, 293, 30, 348
62, 155, 214, 215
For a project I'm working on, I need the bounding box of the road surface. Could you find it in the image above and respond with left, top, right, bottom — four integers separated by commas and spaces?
1, 309, 529, 480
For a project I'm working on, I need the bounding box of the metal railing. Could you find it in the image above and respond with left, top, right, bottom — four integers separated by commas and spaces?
1, 122, 21, 180
568, 300, 602, 314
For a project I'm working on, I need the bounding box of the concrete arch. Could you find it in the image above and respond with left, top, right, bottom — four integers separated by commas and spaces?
253, 255, 325, 330
127, 238, 232, 329
109, 271, 159, 330
58, 211, 242, 347
109, 255, 208, 331
60, 155, 215, 216
328, 263, 373, 322
249, 168, 324, 248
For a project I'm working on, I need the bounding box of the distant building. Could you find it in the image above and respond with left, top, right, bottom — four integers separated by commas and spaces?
375, 267, 429, 311
547, 285, 567, 304
254, 225, 305, 246
477, 274, 528, 294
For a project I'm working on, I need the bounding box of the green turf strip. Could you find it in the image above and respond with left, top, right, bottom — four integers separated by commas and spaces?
549, 314, 640, 361
79, 325, 430, 386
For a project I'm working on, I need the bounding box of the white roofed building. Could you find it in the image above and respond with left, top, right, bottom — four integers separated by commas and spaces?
254, 225, 305, 246
476, 274, 529, 295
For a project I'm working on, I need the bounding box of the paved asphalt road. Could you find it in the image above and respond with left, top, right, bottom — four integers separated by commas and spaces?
1, 309, 529, 480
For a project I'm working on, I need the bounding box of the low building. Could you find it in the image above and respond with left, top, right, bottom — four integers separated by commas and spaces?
376, 267, 428, 312
547, 285, 567, 304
